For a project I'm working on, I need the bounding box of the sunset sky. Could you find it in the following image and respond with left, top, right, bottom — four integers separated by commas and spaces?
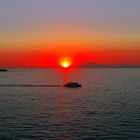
0, 0, 140, 67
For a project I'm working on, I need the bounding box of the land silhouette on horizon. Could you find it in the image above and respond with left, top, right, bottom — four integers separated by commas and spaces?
1, 62, 140, 69
0, 69, 8, 72
79, 62, 140, 68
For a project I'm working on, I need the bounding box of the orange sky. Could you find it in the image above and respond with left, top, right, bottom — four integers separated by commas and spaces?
0, 0, 140, 67
0, 47, 140, 68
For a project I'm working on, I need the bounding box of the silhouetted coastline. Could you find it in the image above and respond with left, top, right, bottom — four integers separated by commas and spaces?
79, 62, 140, 68
0, 69, 8, 72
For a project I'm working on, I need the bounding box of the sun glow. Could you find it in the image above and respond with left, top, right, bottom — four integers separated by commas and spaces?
59, 57, 72, 68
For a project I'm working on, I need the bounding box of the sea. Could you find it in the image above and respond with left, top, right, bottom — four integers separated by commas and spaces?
0, 68, 140, 140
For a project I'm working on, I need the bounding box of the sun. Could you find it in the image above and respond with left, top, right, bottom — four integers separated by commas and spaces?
59, 57, 72, 68
61, 61, 71, 68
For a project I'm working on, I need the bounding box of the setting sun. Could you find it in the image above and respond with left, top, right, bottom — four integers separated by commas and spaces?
59, 57, 72, 68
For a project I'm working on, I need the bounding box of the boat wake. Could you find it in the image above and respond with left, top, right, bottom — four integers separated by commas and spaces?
0, 84, 61, 87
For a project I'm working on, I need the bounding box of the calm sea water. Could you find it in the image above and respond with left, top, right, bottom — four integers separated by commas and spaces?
0, 68, 140, 140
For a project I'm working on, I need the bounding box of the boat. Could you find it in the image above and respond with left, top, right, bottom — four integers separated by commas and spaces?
64, 82, 82, 88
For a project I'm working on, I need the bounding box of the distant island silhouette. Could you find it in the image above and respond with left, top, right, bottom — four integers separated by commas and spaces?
79, 62, 140, 68
0, 63, 140, 69
0, 69, 8, 72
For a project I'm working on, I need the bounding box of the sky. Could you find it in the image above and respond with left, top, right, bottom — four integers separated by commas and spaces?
0, 0, 140, 67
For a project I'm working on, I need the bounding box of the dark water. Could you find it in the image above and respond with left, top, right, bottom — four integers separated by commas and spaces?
0, 69, 140, 140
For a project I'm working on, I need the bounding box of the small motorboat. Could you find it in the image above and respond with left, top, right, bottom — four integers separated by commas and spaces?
64, 82, 82, 88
